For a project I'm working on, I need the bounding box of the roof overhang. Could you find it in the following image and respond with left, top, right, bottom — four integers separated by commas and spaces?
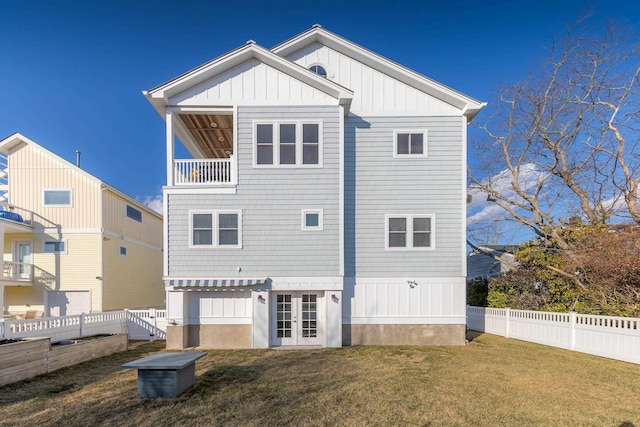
272, 25, 486, 122
144, 41, 353, 119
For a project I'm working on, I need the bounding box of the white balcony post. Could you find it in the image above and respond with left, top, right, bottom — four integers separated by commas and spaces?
166, 110, 175, 186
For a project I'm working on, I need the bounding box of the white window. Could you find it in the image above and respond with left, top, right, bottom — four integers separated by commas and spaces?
385, 214, 434, 250
393, 130, 427, 157
43, 189, 72, 207
190, 211, 242, 248
119, 245, 128, 256
301, 209, 323, 231
309, 64, 328, 78
254, 121, 322, 167
43, 240, 66, 254
126, 204, 142, 223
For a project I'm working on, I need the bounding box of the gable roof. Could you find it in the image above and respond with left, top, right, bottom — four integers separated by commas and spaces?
144, 41, 354, 118
0, 133, 162, 219
272, 25, 485, 122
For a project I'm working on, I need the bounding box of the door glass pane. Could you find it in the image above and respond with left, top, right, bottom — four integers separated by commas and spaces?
276, 295, 293, 339
300, 294, 317, 338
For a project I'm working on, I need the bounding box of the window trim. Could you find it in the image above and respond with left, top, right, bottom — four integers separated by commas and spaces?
43, 240, 67, 254
119, 245, 128, 256
43, 188, 72, 207
189, 210, 243, 249
126, 204, 143, 223
301, 209, 324, 231
253, 120, 323, 168
393, 130, 428, 158
384, 214, 435, 250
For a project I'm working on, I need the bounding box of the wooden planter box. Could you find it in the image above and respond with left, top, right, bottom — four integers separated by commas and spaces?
0, 334, 128, 386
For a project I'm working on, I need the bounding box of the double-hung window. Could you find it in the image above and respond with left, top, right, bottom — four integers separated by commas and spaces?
394, 130, 427, 157
255, 121, 322, 167
385, 214, 434, 250
190, 211, 242, 248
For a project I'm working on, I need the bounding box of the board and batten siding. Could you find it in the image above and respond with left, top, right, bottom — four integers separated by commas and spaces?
6, 143, 101, 229
345, 115, 465, 277
186, 292, 252, 324
170, 59, 336, 107
167, 105, 341, 278
344, 278, 466, 322
285, 42, 460, 117
102, 190, 163, 248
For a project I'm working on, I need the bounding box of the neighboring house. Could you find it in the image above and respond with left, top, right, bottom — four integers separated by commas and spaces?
145, 25, 485, 349
467, 245, 518, 282
0, 133, 164, 317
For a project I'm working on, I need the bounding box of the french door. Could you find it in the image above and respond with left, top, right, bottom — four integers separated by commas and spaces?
271, 292, 322, 347
13, 241, 32, 278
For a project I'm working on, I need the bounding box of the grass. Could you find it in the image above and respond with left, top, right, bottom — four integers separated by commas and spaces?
1, 332, 639, 426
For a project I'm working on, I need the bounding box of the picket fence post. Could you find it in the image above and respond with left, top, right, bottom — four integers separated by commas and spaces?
150, 308, 157, 342
569, 312, 576, 350
505, 308, 511, 338
79, 313, 84, 338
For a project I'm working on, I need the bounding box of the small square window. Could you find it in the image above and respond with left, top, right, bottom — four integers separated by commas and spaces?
394, 130, 427, 157
302, 210, 323, 231
119, 246, 128, 256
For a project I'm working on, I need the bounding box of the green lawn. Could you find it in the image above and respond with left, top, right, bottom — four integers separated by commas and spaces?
1, 332, 639, 426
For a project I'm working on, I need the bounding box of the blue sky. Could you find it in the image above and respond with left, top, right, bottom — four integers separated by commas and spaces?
1, 0, 639, 221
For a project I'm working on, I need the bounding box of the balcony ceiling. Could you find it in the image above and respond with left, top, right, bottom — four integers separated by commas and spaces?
179, 113, 233, 159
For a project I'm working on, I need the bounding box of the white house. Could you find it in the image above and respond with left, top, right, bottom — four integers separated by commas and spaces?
144, 25, 484, 349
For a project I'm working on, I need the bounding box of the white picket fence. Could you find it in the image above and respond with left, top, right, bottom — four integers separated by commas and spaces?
467, 306, 640, 364
0, 309, 168, 343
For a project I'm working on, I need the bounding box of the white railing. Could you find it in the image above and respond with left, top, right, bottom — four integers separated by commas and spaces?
174, 158, 233, 185
467, 306, 640, 364
126, 308, 167, 341
2, 261, 34, 281
0, 309, 168, 343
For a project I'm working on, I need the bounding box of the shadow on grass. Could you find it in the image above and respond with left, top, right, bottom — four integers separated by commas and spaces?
191, 363, 264, 396
466, 330, 484, 342
0, 341, 165, 405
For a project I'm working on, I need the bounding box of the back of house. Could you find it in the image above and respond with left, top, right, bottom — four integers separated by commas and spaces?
145, 25, 483, 348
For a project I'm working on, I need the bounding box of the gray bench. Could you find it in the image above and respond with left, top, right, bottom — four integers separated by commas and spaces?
121, 352, 207, 398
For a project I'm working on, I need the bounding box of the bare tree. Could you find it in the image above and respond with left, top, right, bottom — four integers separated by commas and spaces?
469, 21, 640, 249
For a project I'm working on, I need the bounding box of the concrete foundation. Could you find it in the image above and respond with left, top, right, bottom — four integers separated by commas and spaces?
166, 324, 252, 349
343, 324, 466, 346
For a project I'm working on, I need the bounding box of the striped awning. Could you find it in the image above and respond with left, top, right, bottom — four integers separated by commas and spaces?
168, 278, 266, 288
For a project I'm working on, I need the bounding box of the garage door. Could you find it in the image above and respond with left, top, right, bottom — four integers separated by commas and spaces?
48, 291, 91, 316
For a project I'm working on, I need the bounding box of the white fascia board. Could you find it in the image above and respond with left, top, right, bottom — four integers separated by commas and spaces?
144, 42, 353, 114
272, 26, 485, 121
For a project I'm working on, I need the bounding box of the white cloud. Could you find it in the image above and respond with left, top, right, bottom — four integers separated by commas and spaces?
141, 193, 163, 214
467, 163, 542, 226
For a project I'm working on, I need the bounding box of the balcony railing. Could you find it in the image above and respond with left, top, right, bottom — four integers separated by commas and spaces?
174, 159, 233, 185
2, 261, 34, 282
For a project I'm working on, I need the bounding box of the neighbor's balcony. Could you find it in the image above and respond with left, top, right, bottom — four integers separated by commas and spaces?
173, 158, 235, 186
1, 261, 34, 285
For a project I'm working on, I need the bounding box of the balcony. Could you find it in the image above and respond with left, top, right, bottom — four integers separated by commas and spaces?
174, 158, 234, 186
1, 261, 34, 285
